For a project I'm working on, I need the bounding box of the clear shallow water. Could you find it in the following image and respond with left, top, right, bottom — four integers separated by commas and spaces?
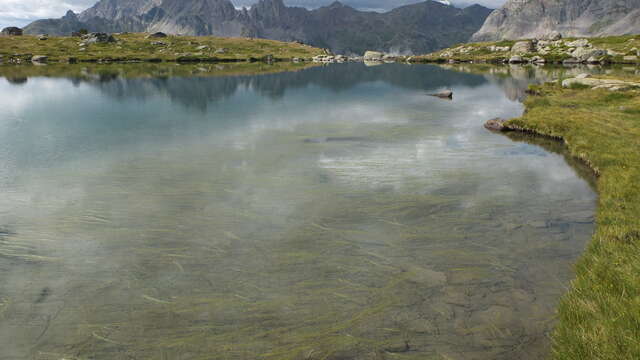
0, 63, 596, 360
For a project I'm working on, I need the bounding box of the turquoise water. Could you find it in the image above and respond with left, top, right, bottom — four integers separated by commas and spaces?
0, 63, 595, 359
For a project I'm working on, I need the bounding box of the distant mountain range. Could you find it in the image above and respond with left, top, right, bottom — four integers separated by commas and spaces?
472, 0, 640, 41
23, 0, 493, 55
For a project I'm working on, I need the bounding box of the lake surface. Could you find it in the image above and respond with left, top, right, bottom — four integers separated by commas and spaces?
0, 63, 596, 360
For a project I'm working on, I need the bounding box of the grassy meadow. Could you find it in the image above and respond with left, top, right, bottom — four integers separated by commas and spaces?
0, 33, 326, 63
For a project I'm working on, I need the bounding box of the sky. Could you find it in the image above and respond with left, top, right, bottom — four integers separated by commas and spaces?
0, 0, 506, 29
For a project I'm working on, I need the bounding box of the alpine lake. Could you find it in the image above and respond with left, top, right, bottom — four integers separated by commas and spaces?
0, 61, 620, 360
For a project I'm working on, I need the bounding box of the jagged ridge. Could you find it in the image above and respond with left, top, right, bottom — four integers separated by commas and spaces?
23, 0, 492, 55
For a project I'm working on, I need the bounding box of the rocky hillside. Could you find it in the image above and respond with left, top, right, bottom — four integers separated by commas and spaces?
471, 0, 640, 41
412, 34, 640, 65
23, 0, 492, 55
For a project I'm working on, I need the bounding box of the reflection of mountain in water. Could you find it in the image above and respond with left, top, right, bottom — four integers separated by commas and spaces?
81, 63, 490, 111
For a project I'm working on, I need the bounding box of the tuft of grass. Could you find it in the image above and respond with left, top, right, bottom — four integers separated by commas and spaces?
0, 33, 325, 63
506, 83, 640, 360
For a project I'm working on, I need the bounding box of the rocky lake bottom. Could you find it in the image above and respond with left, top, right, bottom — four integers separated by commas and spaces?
0, 62, 608, 359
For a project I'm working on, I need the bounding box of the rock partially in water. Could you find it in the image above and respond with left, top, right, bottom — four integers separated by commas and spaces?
364, 51, 384, 61
429, 90, 453, 99
31, 55, 48, 63
484, 117, 508, 131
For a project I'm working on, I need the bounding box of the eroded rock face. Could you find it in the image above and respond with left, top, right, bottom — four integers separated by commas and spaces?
472, 0, 640, 41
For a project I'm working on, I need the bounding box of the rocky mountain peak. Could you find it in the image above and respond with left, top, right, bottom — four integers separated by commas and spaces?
472, 0, 640, 41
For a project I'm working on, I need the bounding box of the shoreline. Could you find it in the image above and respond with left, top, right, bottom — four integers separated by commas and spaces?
495, 79, 639, 359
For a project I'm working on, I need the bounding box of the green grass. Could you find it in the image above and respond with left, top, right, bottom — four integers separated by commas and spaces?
506, 82, 640, 359
0, 33, 325, 63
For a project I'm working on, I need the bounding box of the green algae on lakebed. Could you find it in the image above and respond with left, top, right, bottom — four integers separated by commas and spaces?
0, 63, 596, 359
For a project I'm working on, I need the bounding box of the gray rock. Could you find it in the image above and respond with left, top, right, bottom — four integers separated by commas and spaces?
31, 55, 48, 63
545, 31, 562, 41
566, 39, 590, 48
363, 51, 384, 61
509, 55, 524, 63
429, 90, 453, 99
82, 32, 115, 44
196, 45, 209, 50
623, 55, 638, 62
511, 40, 534, 54
38, 34, 48, 40
484, 117, 508, 131
214, 48, 227, 54
571, 47, 605, 61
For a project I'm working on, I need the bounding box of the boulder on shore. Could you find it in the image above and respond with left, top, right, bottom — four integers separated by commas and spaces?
511, 40, 534, 54
1, 27, 22, 36
31, 55, 48, 63
363, 51, 384, 61
509, 55, 524, 63
484, 118, 508, 131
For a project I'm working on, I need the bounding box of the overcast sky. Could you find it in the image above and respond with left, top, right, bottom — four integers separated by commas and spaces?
0, 0, 506, 29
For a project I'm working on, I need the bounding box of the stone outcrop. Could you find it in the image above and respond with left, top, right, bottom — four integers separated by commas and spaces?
472, 0, 640, 41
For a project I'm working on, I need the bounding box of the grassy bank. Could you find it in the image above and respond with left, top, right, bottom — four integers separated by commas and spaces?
0, 33, 325, 63
410, 34, 640, 65
504, 77, 640, 359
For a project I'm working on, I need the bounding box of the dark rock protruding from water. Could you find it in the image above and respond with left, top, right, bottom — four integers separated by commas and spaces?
1, 27, 23, 36
429, 90, 453, 99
